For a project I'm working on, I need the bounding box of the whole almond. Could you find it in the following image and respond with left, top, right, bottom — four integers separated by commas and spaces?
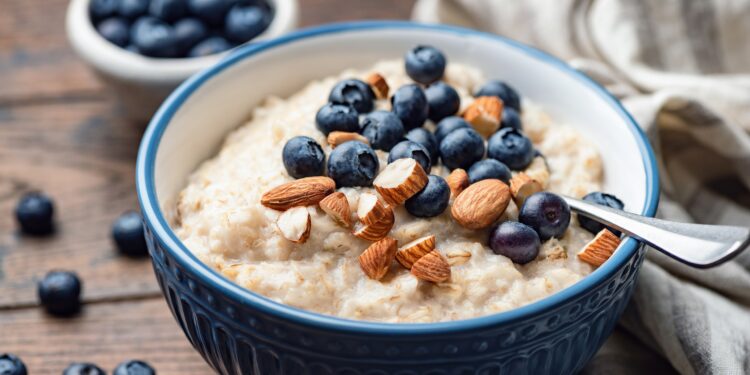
578, 229, 621, 266
366, 72, 390, 99
446, 168, 469, 198
359, 237, 398, 280
411, 250, 451, 283
276, 206, 311, 243
510, 172, 543, 207
319, 192, 352, 228
463, 96, 503, 138
396, 235, 436, 269
451, 179, 511, 229
261, 176, 335, 210
327, 131, 370, 148
373, 158, 428, 206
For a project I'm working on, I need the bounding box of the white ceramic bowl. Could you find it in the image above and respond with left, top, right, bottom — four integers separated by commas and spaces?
66, 0, 298, 123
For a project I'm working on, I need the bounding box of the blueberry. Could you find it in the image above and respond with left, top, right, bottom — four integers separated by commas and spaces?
579, 192, 625, 236
0, 353, 27, 375
475, 80, 521, 112
404, 127, 438, 164
125, 44, 139, 53
38, 271, 82, 317
487, 127, 534, 170
113, 360, 155, 375
388, 141, 431, 173
89, 0, 120, 22
282, 136, 326, 178
405, 175, 450, 217
519, 192, 571, 240
149, 0, 188, 22
188, 0, 232, 26
130, 16, 178, 58
439, 127, 485, 170
315, 103, 359, 135
63, 363, 106, 375
467, 159, 511, 184
174, 18, 209, 53
225, 4, 270, 43
360, 110, 405, 151
404, 45, 446, 85
434, 116, 470, 144
118, 0, 148, 19
112, 211, 149, 257
501, 108, 522, 130
391, 84, 428, 131
489, 221, 540, 264
15, 192, 55, 235
425, 81, 460, 122
327, 141, 379, 187
188, 36, 232, 57
96, 17, 130, 47
328, 79, 375, 114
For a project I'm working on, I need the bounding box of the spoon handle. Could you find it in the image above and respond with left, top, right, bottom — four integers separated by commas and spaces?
562, 196, 750, 268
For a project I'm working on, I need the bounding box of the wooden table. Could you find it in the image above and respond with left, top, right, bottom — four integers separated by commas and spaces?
0, 1, 414, 373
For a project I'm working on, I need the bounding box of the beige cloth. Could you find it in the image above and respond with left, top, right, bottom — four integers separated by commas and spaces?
413, 1, 750, 374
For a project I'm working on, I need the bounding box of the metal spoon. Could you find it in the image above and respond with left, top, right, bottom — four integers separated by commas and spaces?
562, 196, 750, 268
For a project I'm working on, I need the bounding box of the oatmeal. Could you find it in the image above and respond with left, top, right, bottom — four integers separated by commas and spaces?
174, 56, 606, 323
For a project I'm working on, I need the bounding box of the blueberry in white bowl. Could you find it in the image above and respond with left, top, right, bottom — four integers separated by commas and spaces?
315, 103, 359, 135
391, 83, 429, 131
468, 159, 511, 184
439, 127, 485, 170
225, 3, 272, 43
282, 136, 325, 178
188, 36, 233, 58
434, 116, 470, 144
404, 127, 439, 163
488, 127, 535, 170
404, 45, 446, 85
173, 18, 208, 53
96, 17, 130, 47
388, 140, 432, 174
118, 0, 149, 19
425, 81, 460, 122
130, 16, 179, 57
328, 79, 375, 114
405, 175, 450, 217
475, 80, 521, 112
361, 110, 404, 151
327, 141, 379, 187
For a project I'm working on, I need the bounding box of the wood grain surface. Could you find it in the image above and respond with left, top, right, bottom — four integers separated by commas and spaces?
0, 0, 415, 373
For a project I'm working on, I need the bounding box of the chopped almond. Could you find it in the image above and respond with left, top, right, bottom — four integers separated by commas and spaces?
276, 206, 311, 243
373, 158, 428, 206
578, 229, 621, 266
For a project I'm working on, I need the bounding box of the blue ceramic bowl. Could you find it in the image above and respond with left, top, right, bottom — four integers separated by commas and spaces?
137, 21, 659, 374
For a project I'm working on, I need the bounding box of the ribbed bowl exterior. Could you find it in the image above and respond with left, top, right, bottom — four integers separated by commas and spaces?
146, 225, 645, 375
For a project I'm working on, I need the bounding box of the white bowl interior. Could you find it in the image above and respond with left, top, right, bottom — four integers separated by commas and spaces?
153, 27, 649, 232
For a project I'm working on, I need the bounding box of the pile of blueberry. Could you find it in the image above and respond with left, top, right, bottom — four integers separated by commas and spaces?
89, 0, 273, 58
0, 354, 156, 375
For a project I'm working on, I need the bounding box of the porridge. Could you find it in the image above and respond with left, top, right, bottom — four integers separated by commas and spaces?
173, 46, 623, 323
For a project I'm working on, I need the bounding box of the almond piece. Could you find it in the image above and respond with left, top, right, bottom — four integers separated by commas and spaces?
510, 172, 543, 207
276, 206, 311, 243
359, 237, 398, 280
578, 229, 621, 266
446, 168, 470, 198
357, 192, 390, 225
395, 235, 436, 269
451, 179, 511, 229
327, 131, 370, 148
373, 158, 429, 206
411, 250, 451, 283
463, 96, 503, 137
261, 176, 336, 210
366, 72, 389, 99
352, 208, 394, 241
319, 192, 352, 229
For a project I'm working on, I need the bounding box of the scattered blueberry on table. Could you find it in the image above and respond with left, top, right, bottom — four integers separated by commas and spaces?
360, 110, 405, 151
439, 127, 485, 170
315, 103, 360, 135
112, 211, 150, 257
282, 136, 326, 179
424, 81, 460, 122
474, 80, 521, 112
327, 141, 379, 187
489, 221, 541, 264
405, 175, 450, 218
0, 353, 27, 375
15, 191, 55, 236
90, 0, 273, 58
328, 79, 375, 113
519, 192, 571, 241
388, 140, 432, 174
467, 159, 512, 184
63, 363, 106, 375
390, 84, 429, 131
579, 192, 625, 236
404, 45, 446, 85
38, 270, 82, 317
487, 127, 535, 170
113, 360, 156, 375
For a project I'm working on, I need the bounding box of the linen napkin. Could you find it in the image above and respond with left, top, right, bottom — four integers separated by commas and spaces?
413, 0, 750, 373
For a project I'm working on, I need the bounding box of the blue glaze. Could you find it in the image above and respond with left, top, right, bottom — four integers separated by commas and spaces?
137, 21, 660, 374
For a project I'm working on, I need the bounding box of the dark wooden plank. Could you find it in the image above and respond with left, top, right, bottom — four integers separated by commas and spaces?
0, 99, 157, 308
0, 298, 212, 374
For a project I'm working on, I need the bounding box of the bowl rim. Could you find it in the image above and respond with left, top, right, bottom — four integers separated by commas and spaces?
136, 21, 660, 335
